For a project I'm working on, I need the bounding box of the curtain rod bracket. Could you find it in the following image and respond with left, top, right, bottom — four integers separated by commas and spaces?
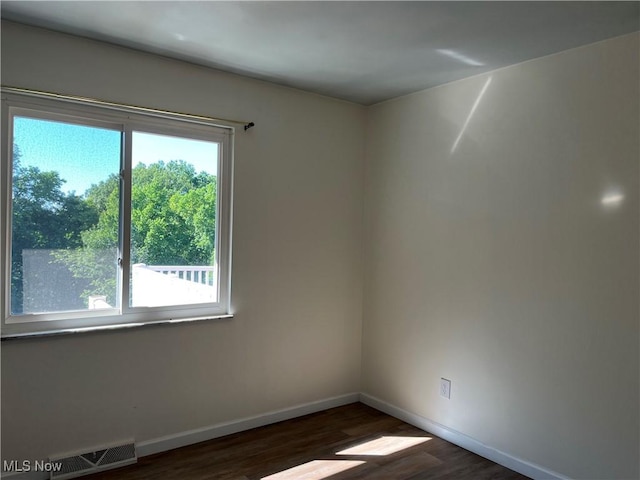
1, 85, 254, 129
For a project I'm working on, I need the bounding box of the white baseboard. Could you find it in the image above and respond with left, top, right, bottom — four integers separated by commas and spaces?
359, 392, 569, 480
136, 392, 360, 457
1, 393, 359, 480
2, 392, 568, 480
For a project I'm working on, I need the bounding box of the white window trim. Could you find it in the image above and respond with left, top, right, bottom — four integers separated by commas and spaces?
1, 92, 234, 338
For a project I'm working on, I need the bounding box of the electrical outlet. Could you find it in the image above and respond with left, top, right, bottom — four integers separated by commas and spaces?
440, 378, 451, 399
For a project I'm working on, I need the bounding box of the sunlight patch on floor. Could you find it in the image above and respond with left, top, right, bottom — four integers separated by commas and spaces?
336, 435, 431, 456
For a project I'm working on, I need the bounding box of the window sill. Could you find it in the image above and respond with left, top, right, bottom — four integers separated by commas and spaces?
1, 314, 234, 341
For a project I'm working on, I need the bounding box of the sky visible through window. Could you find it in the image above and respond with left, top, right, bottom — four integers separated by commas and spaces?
13, 116, 218, 195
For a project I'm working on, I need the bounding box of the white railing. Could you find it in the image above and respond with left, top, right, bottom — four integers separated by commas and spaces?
131, 264, 218, 307
143, 265, 216, 286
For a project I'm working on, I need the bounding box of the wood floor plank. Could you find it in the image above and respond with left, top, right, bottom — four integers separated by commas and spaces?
86, 403, 529, 480
345, 451, 443, 480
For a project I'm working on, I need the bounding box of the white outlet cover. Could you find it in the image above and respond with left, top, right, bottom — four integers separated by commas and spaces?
440, 378, 451, 399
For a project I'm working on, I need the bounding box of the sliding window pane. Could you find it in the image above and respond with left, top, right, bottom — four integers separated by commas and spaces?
129, 131, 219, 307
10, 116, 121, 314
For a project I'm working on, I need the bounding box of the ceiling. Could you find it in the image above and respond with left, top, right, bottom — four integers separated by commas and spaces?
2, 1, 638, 105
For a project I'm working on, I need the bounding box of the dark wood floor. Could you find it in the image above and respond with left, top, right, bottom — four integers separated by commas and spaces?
88, 403, 529, 480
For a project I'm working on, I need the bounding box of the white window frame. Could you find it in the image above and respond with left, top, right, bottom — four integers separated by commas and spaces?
1, 92, 233, 338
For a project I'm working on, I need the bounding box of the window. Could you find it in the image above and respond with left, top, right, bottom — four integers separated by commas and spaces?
1, 93, 233, 337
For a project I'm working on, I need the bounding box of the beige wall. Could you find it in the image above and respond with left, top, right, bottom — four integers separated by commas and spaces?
363, 33, 639, 479
2, 20, 639, 480
1, 21, 365, 461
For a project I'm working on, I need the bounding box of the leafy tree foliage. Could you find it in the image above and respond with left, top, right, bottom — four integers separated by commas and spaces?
56, 160, 217, 306
11, 145, 217, 311
10, 147, 97, 313
127, 160, 216, 266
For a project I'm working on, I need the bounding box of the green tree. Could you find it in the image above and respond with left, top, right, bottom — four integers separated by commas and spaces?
59, 160, 217, 305
10, 146, 216, 312
10, 146, 98, 313
128, 161, 216, 265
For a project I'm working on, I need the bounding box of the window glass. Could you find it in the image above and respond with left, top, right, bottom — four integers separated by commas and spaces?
10, 116, 120, 314
129, 131, 220, 307
2, 95, 233, 337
